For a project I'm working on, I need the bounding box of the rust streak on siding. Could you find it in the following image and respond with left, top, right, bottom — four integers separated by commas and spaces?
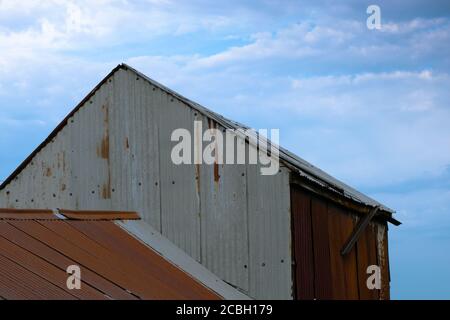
100, 104, 111, 199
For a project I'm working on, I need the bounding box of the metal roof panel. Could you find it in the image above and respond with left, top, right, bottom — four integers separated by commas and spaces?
0, 209, 238, 300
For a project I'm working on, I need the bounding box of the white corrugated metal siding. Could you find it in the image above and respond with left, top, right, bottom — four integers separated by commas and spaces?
0, 68, 293, 299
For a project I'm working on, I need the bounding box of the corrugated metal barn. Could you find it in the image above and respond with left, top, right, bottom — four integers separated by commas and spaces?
0, 208, 247, 300
0, 64, 399, 300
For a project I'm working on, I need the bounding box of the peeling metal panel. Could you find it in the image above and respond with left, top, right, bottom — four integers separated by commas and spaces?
377, 223, 390, 300
290, 186, 315, 299
247, 161, 293, 300
311, 197, 332, 299
356, 221, 380, 300
327, 205, 359, 299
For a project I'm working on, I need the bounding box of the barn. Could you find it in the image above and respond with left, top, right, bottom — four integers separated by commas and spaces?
0, 64, 400, 300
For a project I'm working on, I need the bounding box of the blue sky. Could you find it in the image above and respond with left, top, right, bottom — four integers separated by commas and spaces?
0, 0, 449, 299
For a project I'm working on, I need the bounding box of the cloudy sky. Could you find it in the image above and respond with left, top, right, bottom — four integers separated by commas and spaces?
1, 0, 449, 299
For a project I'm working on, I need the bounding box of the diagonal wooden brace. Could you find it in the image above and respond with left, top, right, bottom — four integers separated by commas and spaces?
341, 206, 380, 256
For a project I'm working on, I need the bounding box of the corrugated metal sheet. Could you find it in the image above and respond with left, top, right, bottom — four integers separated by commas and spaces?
0, 209, 223, 300
117, 65, 394, 215
0, 64, 396, 300
0, 63, 396, 215
199, 117, 250, 291
116, 219, 250, 300
356, 222, 379, 300
291, 186, 315, 299
247, 161, 292, 299
290, 188, 390, 300
311, 196, 332, 299
327, 204, 359, 299
59, 209, 139, 220
0, 67, 293, 299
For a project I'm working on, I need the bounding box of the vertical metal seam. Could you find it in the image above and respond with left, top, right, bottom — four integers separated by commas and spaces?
289, 184, 297, 300
308, 195, 316, 299
157, 121, 162, 233
354, 215, 361, 299
244, 160, 250, 295
197, 113, 203, 265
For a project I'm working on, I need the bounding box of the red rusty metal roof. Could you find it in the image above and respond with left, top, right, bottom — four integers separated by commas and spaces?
0, 209, 221, 300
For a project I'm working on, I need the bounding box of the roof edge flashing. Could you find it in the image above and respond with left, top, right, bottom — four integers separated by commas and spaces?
116, 219, 251, 300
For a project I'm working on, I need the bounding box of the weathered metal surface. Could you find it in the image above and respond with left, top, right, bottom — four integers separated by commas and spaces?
0, 208, 55, 220
0, 67, 293, 299
0, 251, 76, 300
341, 206, 379, 256
199, 117, 250, 292
116, 219, 250, 300
0, 210, 223, 300
311, 196, 332, 299
356, 222, 380, 300
59, 209, 139, 220
122, 65, 395, 215
0, 209, 138, 221
247, 162, 292, 299
290, 175, 400, 226
0, 235, 104, 300
0, 64, 395, 216
290, 187, 391, 300
291, 186, 315, 299
327, 205, 359, 299
377, 223, 390, 300
157, 89, 201, 262
0, 208, 53, 214
0, 65, 394, 300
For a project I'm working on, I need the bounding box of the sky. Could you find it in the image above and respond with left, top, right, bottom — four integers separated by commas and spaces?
0, 0, 449, 299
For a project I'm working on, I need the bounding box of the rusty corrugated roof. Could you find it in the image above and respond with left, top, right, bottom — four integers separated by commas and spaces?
0, 209, 222, 300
